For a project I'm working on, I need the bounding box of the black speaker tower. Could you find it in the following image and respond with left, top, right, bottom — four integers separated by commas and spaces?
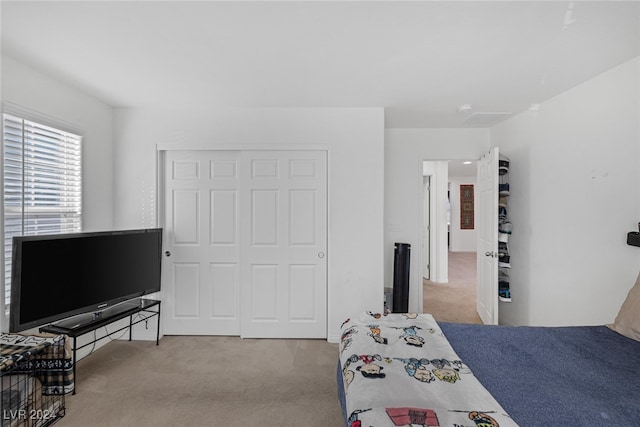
392, 242, 410, 313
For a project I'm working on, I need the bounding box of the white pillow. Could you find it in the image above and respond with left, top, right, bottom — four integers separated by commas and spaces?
608, 271, 640, 341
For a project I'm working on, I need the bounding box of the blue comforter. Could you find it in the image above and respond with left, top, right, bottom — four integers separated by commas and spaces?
439, 322, 640, 427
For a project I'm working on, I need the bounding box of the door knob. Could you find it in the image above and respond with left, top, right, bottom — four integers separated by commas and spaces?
165, 251, 171, 257
318, 252, 325, 258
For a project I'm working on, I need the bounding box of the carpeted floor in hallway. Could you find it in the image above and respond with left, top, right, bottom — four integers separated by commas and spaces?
423, 251, 482, 324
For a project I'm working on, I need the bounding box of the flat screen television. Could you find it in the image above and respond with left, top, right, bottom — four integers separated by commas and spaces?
9, 228, 162, 333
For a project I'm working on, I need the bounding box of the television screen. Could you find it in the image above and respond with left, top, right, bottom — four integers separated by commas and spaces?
9, 228, 162, 332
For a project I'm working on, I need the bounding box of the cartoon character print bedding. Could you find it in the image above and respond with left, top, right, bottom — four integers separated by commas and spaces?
339, 312, 519, 427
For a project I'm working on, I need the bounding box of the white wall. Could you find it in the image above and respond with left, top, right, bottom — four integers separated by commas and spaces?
112, 107, 385, 342
385, 129, 490, 312
492, 57, 640, 326
449, 176, 478, 252
0, 55, 115, 349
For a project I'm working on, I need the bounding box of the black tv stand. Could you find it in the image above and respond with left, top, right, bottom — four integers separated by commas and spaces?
40, 298, 160, 394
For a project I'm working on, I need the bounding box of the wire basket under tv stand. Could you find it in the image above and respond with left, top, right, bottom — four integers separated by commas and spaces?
39, 298, 160, 395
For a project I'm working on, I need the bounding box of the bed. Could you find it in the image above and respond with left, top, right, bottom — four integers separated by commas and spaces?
338, 275, 640, 427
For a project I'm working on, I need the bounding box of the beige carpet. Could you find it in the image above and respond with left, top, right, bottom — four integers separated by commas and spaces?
423, 251, 482, 324
59, 336, 342, 427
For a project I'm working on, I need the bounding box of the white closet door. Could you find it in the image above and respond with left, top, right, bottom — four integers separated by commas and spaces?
162, 150, 327, 338
476, 147, 499, 325
239, 151, 327, 338
162, 150, 241, 335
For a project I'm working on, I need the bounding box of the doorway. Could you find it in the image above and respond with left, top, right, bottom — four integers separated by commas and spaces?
422, 160, 480, 323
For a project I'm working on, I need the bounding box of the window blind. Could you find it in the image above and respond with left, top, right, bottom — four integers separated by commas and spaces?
3, 112, 82, 309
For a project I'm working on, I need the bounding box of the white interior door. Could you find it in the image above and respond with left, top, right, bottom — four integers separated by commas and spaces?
239, 151, 327, 338
476, 148, 499, 325
162, 149, 327, 338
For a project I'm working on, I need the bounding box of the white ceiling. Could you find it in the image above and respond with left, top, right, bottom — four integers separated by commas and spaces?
2, 1, 639, 128
448, 160, 477, 178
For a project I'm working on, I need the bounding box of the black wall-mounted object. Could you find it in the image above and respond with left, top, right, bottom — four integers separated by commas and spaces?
628, 223, 640, 247
392, 242, 411, 313
627, 232, 640, 247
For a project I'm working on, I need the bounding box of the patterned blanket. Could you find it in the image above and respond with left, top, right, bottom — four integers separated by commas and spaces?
339, 312, 518, 427
1, 333, 74, 395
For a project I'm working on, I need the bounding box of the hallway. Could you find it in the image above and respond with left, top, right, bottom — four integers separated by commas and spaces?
423, 251, 482, 324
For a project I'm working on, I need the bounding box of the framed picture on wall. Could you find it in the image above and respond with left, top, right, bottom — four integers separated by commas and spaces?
460, 184, 474, 229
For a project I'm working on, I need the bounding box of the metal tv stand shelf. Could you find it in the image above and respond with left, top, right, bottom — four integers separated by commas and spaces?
40, 298, 160, 395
